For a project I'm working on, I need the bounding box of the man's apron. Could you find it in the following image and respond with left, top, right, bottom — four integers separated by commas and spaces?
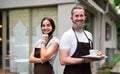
64, 30, 93, 74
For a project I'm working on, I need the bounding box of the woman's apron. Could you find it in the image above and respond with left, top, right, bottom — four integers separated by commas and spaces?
34, 41, 54, 74
64, 30, 93, 74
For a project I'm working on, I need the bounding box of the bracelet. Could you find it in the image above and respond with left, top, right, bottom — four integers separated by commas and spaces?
83, 58, 88, 63
82, 58, 85, 63
40, 60, 43, 64
82, 58, 87, 63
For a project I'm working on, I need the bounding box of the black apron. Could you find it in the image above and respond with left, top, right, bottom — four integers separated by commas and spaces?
64, 29, 93, 74
34, 36, 54, 74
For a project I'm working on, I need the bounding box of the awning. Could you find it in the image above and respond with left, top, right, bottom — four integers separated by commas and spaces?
87, 0, 104, 13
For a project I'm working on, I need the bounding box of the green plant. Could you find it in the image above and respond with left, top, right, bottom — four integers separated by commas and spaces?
113, 53, 120, 63
97, 68, 111, 73
97, 53, 120, 73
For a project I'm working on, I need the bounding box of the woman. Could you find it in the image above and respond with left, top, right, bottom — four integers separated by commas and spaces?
29, 17, 59, 74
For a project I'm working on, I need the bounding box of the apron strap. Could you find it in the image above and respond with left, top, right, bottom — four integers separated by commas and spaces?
83, 31, 93, 49
45, 35, 53, 46
72, 27, 80, 42
72, 27, 93, 49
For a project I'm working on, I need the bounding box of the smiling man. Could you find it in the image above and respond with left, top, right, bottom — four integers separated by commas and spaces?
59, 5, 99, 74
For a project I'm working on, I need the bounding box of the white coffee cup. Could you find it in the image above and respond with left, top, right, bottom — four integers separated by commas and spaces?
89, 50, 98, 56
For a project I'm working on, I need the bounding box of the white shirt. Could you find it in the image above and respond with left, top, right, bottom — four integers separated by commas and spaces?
60, 28, 92, 56
34, 36, 59, 65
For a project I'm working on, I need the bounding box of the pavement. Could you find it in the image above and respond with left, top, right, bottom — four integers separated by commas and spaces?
111, 49, 120, 74
111, 59, 120, 73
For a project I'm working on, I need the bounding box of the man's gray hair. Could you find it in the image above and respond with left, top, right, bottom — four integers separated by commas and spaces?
71, 5, 85, 16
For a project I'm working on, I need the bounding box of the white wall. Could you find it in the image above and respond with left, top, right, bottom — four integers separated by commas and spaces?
0, 0, 75, 9
105, 14, 117, 48
93, 12, 101, 50
57, 3, 75, 74
58, 3, 75, 38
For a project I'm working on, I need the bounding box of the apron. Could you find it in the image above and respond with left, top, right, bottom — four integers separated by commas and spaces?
64, 29, 93, 74
34, 36, 54, 74
34, 48, 54, 74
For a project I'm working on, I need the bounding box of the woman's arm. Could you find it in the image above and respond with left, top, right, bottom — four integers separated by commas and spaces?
40, 42, 59, 62
29, 50, 43, 63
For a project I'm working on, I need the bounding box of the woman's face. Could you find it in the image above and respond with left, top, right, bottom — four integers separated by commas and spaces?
41, 19, 52, 34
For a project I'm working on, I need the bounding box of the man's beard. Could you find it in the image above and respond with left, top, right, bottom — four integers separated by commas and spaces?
73, 22, 85, 30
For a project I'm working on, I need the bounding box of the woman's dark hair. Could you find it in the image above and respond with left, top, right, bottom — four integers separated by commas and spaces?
41, 17, 55, 37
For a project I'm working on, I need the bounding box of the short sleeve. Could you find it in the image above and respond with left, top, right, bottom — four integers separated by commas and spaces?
59, 32, 71, 49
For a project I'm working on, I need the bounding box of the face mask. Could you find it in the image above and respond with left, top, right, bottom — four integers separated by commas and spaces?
48, 30, 53, 37
73, 22, 85, 30
42, 29, 54, 37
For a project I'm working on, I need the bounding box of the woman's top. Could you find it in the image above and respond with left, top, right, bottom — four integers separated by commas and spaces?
34, 36, 59, 65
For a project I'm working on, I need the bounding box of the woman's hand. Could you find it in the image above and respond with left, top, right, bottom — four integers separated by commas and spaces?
42, 34, 49, 44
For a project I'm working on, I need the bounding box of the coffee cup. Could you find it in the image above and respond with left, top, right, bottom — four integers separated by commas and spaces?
89, 50, 98, 56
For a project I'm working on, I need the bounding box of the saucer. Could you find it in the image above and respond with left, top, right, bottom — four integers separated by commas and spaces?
81, 54, 107, 59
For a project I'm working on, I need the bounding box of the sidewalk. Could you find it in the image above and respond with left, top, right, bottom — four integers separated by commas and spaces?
111, 59, 120, 73
111, 49, 120, 74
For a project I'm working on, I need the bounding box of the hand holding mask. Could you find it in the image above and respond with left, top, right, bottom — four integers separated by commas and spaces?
41, 34, 49, 44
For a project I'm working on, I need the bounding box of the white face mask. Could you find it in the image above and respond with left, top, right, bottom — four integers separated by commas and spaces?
73, 22, 85, 30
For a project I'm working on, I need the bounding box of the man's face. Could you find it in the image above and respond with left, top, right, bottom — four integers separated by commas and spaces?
71, 9, 86, 26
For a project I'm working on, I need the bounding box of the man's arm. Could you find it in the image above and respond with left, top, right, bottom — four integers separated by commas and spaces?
59, 49, 83, 65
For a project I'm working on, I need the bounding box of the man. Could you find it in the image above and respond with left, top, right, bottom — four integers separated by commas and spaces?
59, 5, 99, 74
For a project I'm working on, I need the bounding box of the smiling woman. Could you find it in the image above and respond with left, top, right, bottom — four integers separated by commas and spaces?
29, 17, 59, 74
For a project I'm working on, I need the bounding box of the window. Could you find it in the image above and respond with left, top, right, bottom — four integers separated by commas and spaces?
85, 12, 94, 34
105, 23, 111, 41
